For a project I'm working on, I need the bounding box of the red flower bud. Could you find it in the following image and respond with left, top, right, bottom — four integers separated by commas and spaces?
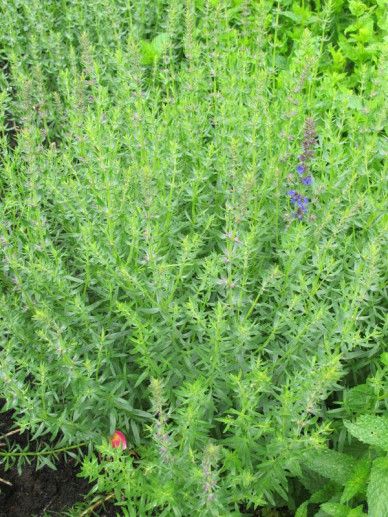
110, 430, 127, 450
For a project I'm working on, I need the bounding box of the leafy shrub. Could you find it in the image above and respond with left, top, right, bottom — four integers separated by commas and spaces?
0, 0, 386, 515
295, 357, 388, 516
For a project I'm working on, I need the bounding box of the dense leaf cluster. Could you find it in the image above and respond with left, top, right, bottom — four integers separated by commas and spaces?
0, 1, 386, 515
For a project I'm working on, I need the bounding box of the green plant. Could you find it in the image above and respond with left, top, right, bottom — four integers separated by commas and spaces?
0, 0, 386, 515
295, 357, 388, 516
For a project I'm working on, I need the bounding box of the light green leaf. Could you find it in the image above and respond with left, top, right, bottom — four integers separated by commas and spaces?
347, 505, 367, 516
152, 33, 169, 57
280, 11, 299, 22
140, 33, 169, 65
345, 415, 388, 451
320, 502, 351, 517
140, 41, 157, 65
380, 353, 388, 366
348, 0, 368, 17
367, 457, 388, 517
295, 500, 308, 517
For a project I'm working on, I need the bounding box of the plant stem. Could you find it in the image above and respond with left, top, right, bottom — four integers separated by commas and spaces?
0, 442, 88, 458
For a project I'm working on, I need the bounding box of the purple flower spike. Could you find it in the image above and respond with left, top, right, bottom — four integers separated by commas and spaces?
286, 117, 317, 222
296, 196, 308, 209
302, 175, 313, 185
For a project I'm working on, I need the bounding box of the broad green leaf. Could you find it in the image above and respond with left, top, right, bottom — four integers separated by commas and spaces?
347, 505, 367, 516
152, 33, 169, 55
341, 457, 371, 503
380, 353, 388, 366
343, 384, 376, 413
280, 11, 299, 22
348, 0, 368, 17
140, 33, 169, 65
303, 449, 356, 486
345, 415, 388, 451
367, 457, 388, 517
320, 502, 351, 517
319, 503, 367, 517
310, 482, 341, 503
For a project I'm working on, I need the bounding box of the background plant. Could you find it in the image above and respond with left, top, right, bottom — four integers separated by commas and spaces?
0, 0, 386, 515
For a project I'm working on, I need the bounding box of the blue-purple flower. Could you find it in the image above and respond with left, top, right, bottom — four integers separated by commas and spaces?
288, 190, 309, 220
286, 118, 317, 221
302, 175, 313, 185
288, 191, 308, 210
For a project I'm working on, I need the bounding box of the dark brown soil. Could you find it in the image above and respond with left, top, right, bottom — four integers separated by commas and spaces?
0, 405, 116, 517
0, 459, 89, 517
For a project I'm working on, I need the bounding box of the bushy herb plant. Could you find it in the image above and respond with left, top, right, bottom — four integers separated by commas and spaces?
0, 1, 386, 515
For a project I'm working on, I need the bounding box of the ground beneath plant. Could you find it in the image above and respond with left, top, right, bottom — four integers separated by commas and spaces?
0, 405, 116, 517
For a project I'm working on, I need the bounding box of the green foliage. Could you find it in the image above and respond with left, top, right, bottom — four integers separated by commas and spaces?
0, 0, 386, 515
140, 33, 170, 65
345, 415, 388, 451
296, 362, 387, 516
367, 457, 388, 517
302, 449, 357, 486
341, 458, 370, 503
